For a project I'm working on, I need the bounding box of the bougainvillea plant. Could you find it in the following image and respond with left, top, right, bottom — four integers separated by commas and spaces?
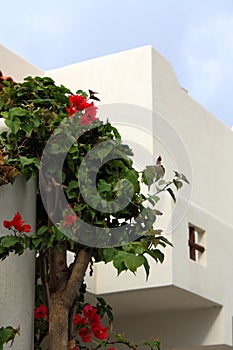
0, 75, 188, 350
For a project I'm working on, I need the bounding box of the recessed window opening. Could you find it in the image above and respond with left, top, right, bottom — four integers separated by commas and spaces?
188, 224, 206, 265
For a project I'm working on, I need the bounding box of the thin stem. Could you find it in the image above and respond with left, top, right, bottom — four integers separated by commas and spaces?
39, 250, 50, 309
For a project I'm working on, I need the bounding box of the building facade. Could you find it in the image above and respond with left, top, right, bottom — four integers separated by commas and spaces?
1, 44, 233, 349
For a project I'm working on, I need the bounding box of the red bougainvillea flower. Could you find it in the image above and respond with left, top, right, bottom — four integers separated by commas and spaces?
108, 348, 115, 350
83, 304, 95, 318
12, 212, 24, 231
80, 107, 98, 125
92, 325, 108, 340
21, 224, 31, 232
3, 220, 12, 229
3, 212, 31, 233
69, 95, 94, 111
34, 304, 49, 320
66, 106, 78, 117
73, 303, 108, 342
79, 327, 92, 342
63, 214, 77, 227
66, 94, 95, 117
73, 314, 82, 326
89, 312, 101, 326
73, 314, 88, 326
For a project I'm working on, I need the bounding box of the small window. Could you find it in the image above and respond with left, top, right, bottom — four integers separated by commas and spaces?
188, 224, 206, 265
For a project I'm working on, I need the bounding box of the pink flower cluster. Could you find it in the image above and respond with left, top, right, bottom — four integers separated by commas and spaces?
66, 94, 98, 125
73, 304, 108, 343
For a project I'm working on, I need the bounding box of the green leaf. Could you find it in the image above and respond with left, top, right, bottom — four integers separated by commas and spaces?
125, 169, 139, 192
112, 126, 121, 139
19, 156, 40, 169
0, 326, 19, 348
158, 179, 166, 186
33, 118, 40, 127
142, 166, 155, 187
31, 237, 43, 249
142, 164, 165, 188
96, 297, 106, 306
167, 187, 176, 203
173, 179, 183, 190
1, 236, 19, 248
113, 251, 128, 274
122, 243, 144, 255
147, 196, 155, 206
147, 249, 164, 263
115, 333, 125, 342
180, 173, 190, 184
143, 257, 150, 280
97, 180, 112, 193
28, 98, 52, 104
8, 107, 27, 118
0, 111, 8, 119
124, 254, 145, 273
0, 327, 13, 343
154, 164, 165, 181
36, 226, 48, 236
0, 100, 5, 111
103, 248, 118, 263
96, 143, 113, 161
133, 244, 144, 254
55, 228, 65, 241
147, 194, 160, 205
76, 90, 88, 97
22, 122, 34, 135
67, 180, 79, 192
5, 118, 21, 134
157, 235, 173, 247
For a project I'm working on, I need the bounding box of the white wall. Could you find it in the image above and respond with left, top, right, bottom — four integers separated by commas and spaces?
0, 45, 43, 81
152, 48, 233, 226
0, 45, 40, 350
47, 46, 152, 108
0, 178, 36, 350
48, 46, 233, 349
151, 48, 233, 347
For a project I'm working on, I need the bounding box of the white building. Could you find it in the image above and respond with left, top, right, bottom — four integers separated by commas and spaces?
1, 44, 233, 350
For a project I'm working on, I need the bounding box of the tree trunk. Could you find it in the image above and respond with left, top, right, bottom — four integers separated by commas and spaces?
49, 294, 69, 350
49, 247, 92, 349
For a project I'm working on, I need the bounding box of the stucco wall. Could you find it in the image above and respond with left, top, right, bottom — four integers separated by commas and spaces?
47, 46, 233, 349
0, 45, 40, 349
0, 45, 43, 81
0, 178, 36, 350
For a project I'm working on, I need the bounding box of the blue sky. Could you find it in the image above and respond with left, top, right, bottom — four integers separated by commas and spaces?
1, 0, 233, 127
